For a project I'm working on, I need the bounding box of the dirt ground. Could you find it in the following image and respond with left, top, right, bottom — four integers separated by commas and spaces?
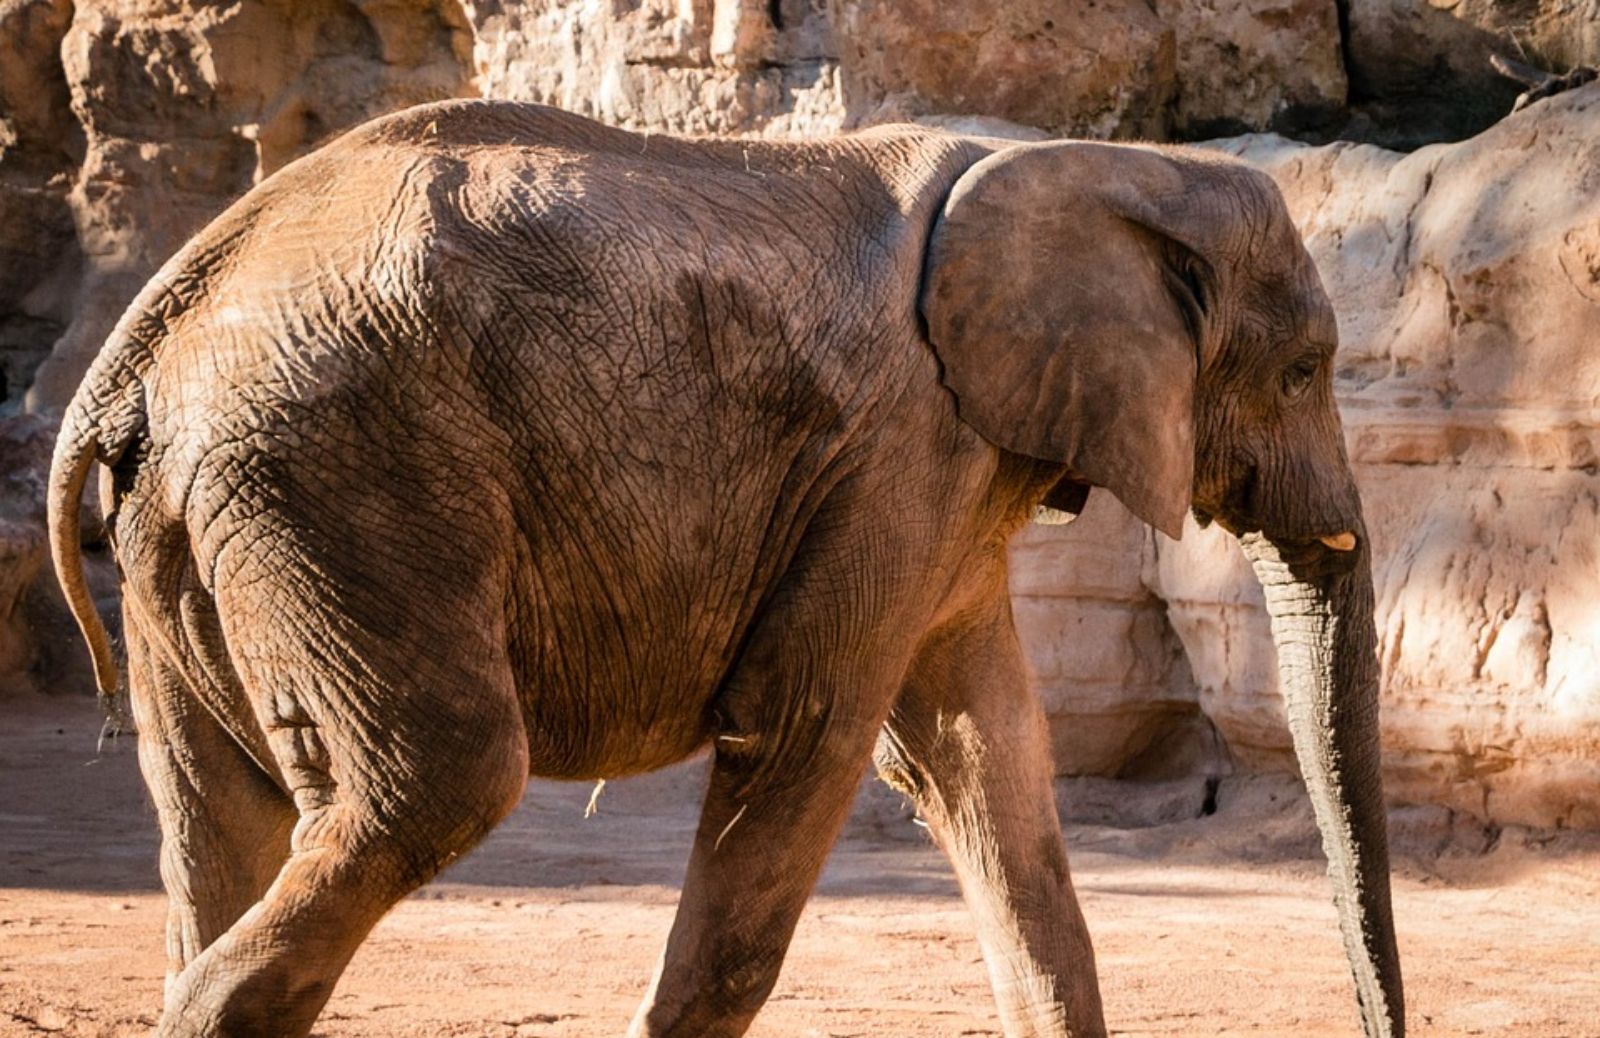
3, 695, 1598, 1038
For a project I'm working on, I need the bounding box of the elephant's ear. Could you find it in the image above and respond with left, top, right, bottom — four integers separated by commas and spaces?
922, 142, 1217, 539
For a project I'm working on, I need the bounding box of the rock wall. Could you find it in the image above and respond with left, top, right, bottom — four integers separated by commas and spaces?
833, 0, 1347, 139
2, 1, 1596, 828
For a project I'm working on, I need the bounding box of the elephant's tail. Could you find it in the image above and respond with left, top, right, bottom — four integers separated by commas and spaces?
47, 319, 154, 700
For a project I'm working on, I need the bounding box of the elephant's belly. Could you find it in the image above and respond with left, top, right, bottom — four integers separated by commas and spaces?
508, 562, 751, 781
501, 415, 820, 781
522, 711, 714, 781
517, 673, 719, 780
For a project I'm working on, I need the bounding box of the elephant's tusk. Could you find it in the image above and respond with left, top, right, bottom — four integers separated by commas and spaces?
1319, 531, 1358, 552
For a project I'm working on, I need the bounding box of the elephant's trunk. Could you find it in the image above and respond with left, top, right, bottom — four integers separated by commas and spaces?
1242, 532, 1404, 1038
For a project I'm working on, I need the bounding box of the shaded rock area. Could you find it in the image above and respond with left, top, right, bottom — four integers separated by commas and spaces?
1343, 0, 1600, 147
2, 1, 1595, 829
0, 413, 117, 698
0, 0, 82, 416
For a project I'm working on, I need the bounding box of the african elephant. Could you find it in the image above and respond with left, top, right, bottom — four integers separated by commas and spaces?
49, 100, 1402, 1037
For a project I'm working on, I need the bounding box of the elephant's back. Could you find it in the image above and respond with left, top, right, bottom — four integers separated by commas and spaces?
134, 96, 977, 440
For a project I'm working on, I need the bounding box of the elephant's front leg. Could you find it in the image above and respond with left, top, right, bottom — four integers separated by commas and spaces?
627, 537, 923, 1038
877, 587, 1107, 1038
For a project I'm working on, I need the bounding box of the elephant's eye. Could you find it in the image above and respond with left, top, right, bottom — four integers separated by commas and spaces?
1281, 356, 1320, 399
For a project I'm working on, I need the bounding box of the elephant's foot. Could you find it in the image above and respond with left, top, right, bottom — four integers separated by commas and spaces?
156, 774, 524, 1037
147, 673, 529, 1035
124, 608, 298, 996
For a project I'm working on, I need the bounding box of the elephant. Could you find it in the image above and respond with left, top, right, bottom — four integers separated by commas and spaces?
48, 99, 1402, 1037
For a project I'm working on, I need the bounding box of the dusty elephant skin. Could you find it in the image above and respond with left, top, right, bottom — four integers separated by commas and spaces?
48, 100, 1400, 1038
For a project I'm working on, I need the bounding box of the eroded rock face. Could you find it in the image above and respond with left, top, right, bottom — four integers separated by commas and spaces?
464, 0, 843, 138
831, 0, 1177, 138
1025, 87, 1600, 828
1161, 0, 1347, 137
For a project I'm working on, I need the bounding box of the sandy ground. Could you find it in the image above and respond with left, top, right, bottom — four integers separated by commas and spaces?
3, 695, 1598, 1038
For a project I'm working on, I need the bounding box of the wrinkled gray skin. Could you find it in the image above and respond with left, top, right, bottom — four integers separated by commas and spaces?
49, 101, 1402, 1038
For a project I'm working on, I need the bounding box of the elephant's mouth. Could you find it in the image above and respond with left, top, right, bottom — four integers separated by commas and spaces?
1190, 460, 1363, 569
1192, 461, 1268, 538
1259, 531, 1364, 579
1190, 502, 1363, 575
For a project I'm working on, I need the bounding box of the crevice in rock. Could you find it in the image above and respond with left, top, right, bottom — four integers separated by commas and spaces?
1394, 166, 1437, 288
1332, 0, 1358, 105
624, 55, 714, 70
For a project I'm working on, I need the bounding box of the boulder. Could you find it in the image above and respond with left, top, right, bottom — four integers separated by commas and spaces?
832, 0, 1346, 139
1160, 0, 1347, 138
830, 0, 1177, 138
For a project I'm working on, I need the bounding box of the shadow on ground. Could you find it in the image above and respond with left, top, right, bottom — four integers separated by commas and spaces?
5, 694, 1596, 900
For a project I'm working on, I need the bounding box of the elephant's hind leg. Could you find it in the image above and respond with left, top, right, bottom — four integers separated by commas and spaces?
156, 534, 530, 1037
125, 606, 296, 991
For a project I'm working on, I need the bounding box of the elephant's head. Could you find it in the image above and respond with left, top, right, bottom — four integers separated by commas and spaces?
921, 142, 1404, 1038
